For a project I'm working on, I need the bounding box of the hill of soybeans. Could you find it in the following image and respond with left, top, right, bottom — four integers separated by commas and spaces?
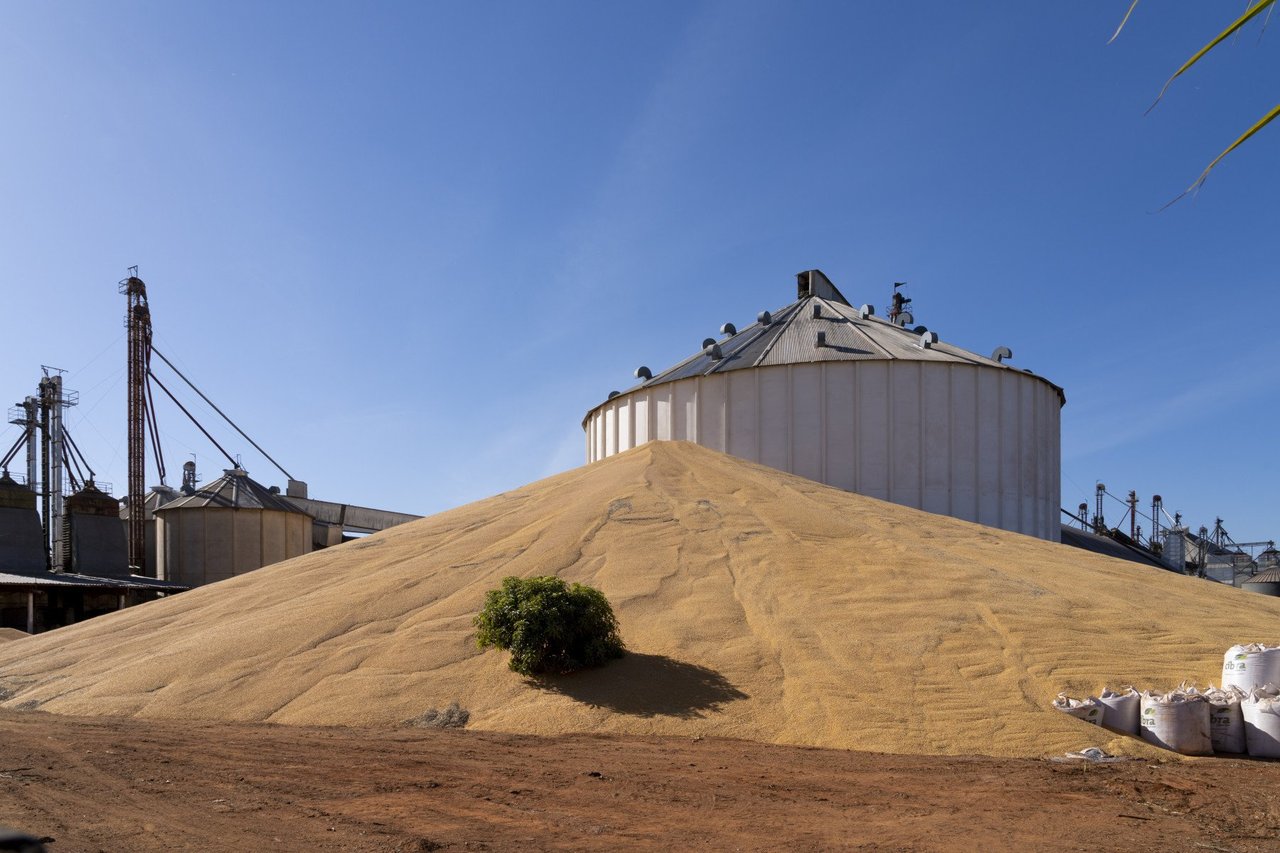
2, 441, 1276, 758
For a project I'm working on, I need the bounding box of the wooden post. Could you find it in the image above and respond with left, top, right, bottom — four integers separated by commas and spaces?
26, 591, 34, 634
117, 593, 126, 611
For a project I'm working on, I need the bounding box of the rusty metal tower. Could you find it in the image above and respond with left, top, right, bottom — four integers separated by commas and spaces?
120, 270, 152, 571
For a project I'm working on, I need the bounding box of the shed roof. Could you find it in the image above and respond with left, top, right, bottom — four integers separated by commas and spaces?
155, 468, 311, 515
584, 269, 1064, 424
0, 570, 189, 591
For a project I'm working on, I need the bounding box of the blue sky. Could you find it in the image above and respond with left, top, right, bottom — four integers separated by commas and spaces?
1, 2, 1276, 544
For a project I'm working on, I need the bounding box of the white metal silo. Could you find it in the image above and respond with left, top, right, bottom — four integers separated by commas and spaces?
582, 270, 1064, 541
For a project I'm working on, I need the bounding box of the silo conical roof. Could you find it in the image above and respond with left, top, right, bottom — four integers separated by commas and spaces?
586, 269, 1064, 423
155, 469, 311, 515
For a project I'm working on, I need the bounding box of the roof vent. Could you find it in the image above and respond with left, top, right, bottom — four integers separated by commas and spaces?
758, 310, 772, 326
858, 304, 874, 319
702, 337, 716, 349
912, 325, 928, 334
812, 304, 822, 319
795, 269, 851, 305
634, 366, 652, 380
919, 330, 938, 349
816, 331, 827, 347
991, 346, 1013, 363
705, 342, 723, 360
895, 311, 914, 327
607, 390, 621, 400
720, 322, 737, 336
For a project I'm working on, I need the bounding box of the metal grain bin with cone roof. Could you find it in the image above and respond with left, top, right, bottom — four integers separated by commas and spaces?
1243, 566, 1280, 597
154, 468, 312, 587
583, 269, 1065, 541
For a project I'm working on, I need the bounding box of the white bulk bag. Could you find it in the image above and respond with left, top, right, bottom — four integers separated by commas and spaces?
1139, 691, 1213, 755
1097, 687, 1140, 736
1053, 693, 1105, 727
1198, 685, 1246, 755
1221, 644, 1280, 694
1241, 685, 1280, 759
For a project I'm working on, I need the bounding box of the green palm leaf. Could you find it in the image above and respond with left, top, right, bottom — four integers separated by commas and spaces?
1164, 103, 1280, 207
1150, 0, 1276, 109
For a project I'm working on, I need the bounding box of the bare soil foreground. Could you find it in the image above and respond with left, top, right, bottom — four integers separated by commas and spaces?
1, 711, 1279, 852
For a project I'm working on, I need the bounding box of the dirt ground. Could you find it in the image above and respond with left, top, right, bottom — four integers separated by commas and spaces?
0, 711, 1277, 851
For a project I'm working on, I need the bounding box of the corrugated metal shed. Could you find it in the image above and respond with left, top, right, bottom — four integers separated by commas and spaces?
585, 278, 1064, 424
157, 468, 310, 514
1246, 566, 1280, 584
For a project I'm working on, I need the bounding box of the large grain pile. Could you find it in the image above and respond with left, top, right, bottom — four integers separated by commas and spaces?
1, 442, 1276, 758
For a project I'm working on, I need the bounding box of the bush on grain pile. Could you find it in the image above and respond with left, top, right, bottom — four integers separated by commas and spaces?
474, 576, 625, 676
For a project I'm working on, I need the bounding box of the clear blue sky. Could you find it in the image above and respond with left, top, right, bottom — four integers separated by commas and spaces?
1, 2, 1276, 544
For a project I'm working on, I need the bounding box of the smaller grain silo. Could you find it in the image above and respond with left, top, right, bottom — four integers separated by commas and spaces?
0, 473, 46, 575
64, 482, 129, 578
154, 468, 312, 587
1242, 567, 1280, 597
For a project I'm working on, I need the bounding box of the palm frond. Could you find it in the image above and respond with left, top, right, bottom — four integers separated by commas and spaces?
1150, 0, 1276, 110
1162, 103, 1280, 208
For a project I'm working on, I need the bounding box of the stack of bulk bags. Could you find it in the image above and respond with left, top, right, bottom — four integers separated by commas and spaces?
1221, 644, 1280, 693
1097, 687, 1140, 736
1192, 685, 1247, 755
1053, 694, 1104, 726
1241, 685, 1280, 758
1139, 690, 1213, 756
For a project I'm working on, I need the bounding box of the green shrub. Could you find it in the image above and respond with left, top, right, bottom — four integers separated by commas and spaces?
474, 576, 625, 676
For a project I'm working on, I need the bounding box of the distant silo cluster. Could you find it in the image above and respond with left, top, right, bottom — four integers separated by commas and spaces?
583, 270, 1065, 541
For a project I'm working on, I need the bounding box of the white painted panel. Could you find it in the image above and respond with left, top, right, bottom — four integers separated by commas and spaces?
618, 398, 633, 452
975, 369, 1001, 528
856, 362, 890, 500
824, 365, 856, 490
700, 375, 727, 452
759, 368, 790, 471
634, 394, 650, 445
604, 406, 617, 457
791, 364, 823, 482
655, 389, 673, 441
949, 366, 979, 523
890, 363, 922, 508
673, 381, 695, 441
726, 370, 759, 461
918, 365, 948, 516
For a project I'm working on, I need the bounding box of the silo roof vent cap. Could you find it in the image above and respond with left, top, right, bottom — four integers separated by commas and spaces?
992, 346, 1013, 363
758, 310, 773, 326
702, 337, 716, 349
705, 342, 723, 360
720, 322, 737, 336
919, 330, 938, 349
634, 366, 652, 381
607, 390, 621, 400
858, 304, 875, 319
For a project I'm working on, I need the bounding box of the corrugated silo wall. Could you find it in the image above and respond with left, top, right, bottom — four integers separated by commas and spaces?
156, 508, 312, 587
585, 361, 1062, 542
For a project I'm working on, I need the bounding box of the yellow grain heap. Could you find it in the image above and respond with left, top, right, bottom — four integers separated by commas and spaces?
1, 441, 1275, 758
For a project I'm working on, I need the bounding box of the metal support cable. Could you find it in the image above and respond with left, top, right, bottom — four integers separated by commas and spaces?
62, 447, 83, 493
0, 431, 27, 470
147, 370, 237, 469
144, 377, 167, 485
150, 347, 294, 481
61, 427, 95, 481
